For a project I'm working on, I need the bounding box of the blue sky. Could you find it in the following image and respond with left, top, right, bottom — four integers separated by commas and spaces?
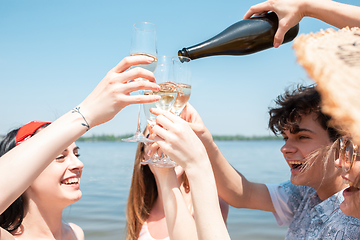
1, 0, 358, 137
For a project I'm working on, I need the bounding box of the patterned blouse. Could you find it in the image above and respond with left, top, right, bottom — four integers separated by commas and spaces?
266, 181, 360, 239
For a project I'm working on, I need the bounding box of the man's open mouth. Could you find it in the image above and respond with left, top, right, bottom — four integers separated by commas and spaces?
288, 160, 306, 171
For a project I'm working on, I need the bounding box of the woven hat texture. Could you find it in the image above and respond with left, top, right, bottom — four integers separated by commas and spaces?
293, 27, 360, 144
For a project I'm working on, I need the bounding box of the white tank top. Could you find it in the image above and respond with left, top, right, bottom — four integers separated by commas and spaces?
138, 204, 194, 240
138, 222, 170, 240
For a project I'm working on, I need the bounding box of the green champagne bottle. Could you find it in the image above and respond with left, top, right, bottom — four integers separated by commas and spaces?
178, 12, 299, 60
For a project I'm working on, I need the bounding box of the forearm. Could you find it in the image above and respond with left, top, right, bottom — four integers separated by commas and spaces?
189, 117, 253, 207
304, 0, 360, 28
156, 169, 197, 240
185, 160, 230, 240
202, 140, 274, 211
0, 109, 87, 213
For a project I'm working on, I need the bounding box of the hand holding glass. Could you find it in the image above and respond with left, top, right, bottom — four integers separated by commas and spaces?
122, 22, 158, 143
145, 55, 178, 167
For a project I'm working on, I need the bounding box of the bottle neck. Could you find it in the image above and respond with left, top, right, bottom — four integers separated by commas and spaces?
178, 48, 190, 59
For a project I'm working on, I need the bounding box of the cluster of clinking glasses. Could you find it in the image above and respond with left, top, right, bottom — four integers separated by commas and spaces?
122, 22, 191, 168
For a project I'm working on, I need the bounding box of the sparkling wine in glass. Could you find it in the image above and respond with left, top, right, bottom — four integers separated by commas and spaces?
153, 81, 178, 111
142, 63, 177, 166
152, 55, 177, 104
171, 56, 191, 115
152, 55, 178, 167
122, 22, 157, 143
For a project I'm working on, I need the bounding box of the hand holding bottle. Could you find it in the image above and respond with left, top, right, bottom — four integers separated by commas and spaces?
243, 0, 360, 48
243, 0, 305, 48
178, 12, 299, 60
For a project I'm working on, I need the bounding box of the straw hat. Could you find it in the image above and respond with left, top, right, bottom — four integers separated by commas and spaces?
293, 27, 360, 144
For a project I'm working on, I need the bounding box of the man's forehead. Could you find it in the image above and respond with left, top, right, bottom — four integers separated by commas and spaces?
281, 118, 324, 135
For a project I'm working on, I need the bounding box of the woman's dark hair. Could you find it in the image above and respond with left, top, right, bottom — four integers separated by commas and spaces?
0, 123, 50, 232
268, 85, 341, 142
0, 128, 24, 232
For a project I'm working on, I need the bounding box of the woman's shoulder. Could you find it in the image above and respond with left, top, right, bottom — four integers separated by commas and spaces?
0, 227, 16, 240
68, 222, 85, 240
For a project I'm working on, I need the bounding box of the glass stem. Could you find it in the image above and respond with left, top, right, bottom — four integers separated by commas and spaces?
136, 93, 142, 134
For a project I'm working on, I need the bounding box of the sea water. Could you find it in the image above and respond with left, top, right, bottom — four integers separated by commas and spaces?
63, 140, 290, 240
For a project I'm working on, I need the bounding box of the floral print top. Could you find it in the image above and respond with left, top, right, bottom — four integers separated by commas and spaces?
266, 181, 360, 239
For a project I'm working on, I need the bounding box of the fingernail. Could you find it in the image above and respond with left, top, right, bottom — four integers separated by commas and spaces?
274, 43, 280, 48
147, 150, 152, 156
146, 56, 154, 62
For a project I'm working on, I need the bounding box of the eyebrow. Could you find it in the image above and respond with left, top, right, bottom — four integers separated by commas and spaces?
281, 128, 315, 135
62, 146, 80, 153
297, 128, 315, 134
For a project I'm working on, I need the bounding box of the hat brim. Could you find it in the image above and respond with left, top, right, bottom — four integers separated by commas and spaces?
293, 27, 360, 144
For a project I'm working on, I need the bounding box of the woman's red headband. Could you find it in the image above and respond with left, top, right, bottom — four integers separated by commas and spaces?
16, 121, 51, 145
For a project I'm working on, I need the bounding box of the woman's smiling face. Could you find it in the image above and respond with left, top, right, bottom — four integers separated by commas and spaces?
25, 142, 84, 208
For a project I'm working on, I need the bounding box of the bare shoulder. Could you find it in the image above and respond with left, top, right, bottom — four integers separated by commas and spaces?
68, 222, 85, 240
0, 227, 15, 240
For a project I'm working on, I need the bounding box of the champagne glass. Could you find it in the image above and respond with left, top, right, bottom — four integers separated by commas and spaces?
122, 22, 158, 143
141, 95, 159, 165
171, 56, 191, 115
151, 55, 178, 167
143, 94, 158, 126
153, 56, 177, 112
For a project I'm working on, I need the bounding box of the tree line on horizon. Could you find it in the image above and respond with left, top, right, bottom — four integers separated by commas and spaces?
0, 134, 282, 142
76, 134, 282, 142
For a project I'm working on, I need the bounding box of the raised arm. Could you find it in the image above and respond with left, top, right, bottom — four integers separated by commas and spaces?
151, 109, 230, 240
243, 0, 360, 47
152, 167, 198, 240
179, 104, 275, 212
0, 56, 160, 215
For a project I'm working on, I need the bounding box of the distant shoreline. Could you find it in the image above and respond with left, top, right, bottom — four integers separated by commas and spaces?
76, 134, 282, 142
0, 134, 282, 142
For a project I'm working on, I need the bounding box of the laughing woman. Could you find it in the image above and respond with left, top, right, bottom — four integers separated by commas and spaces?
334, 136, 360, 220
0, 121, 85, 239
0, 55, 160, 240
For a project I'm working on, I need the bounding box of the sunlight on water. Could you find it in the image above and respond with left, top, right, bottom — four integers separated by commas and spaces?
63, 140, 289, 240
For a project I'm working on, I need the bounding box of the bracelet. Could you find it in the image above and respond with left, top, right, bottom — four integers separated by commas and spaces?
72, 107, 90, 131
